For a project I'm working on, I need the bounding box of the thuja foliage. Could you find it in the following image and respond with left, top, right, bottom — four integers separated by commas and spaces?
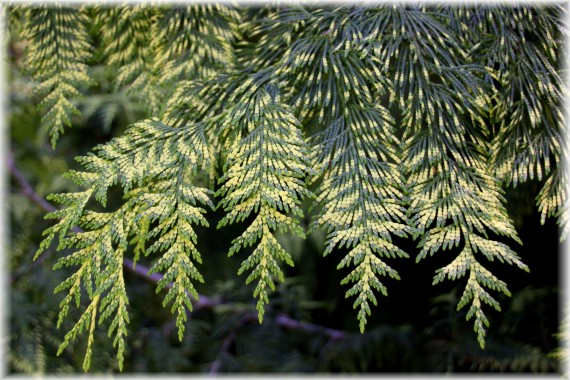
13, 3, 565, 371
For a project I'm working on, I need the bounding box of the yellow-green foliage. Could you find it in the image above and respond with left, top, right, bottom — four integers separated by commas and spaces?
20, 4, 564, 371
157, 5, 241, 83
36, 119, 214, 370
216, 73, 314, 322
22, 5, 92, 147
95, 5, 166, 115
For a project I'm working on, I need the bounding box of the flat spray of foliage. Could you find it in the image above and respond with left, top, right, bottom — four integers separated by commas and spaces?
12, 3, 565, 371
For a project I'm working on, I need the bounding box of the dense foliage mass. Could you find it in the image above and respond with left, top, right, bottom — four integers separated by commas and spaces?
7, 3, 566, 373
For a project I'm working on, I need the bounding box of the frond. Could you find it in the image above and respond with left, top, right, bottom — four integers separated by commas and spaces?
274, 11, 410, 331
238, 6, 317, 71
22, 5, 93, 147
358, 6, 466, 107
407, 132, 529, 348
216, 75, 313, 322
35, 119, 214, 370
309, 100, 411, 332
471, 7, 565, 229
95, 5, 164, 115
279, 30, 388, 125
143, 166, 214, 340
396, 11, 529, 345
157, 5, 240, 84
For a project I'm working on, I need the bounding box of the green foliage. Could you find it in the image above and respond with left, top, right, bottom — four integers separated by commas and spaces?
34, 119, 214, 370
215, 74, 314, 322
92, 4, 241, 116
309, 100, 411, 332
157, 5, 241, 83
11, 3, 565, 372
93, 5, 164, 115
474, 8, 564, 227
22, 5, 93, 147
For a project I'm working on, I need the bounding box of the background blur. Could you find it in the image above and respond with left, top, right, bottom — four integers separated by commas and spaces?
6, 10, 564, 375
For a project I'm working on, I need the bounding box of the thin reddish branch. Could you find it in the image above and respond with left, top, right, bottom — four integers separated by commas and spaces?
209, 313, 257, 374
8, 151, 349, 340
8, 152, 58, 213
275, 313, 347, 340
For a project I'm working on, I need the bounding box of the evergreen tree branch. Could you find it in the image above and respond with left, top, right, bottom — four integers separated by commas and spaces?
157, 5, 240, 85
216, 76, 314, 323
398, 37, 529, 348
22, 5, 93, 147
8, 150, 349, 361
12, 4, 563, 369
18, 117, 217, 370
9, 150, 209, 301
279, 15, 411, 331
95, 5, 164, 115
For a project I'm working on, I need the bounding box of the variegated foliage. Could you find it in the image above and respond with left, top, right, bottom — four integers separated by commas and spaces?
16, 4, 564, 370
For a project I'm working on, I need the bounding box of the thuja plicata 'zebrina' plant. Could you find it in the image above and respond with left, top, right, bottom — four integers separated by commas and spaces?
14, 3, 565, 371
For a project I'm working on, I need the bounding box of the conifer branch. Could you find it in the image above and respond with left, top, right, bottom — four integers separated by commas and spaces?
95, 5, 164, 115
216, 76, 314, 323
277, 12, 411, 331
9, 149, 349, 366
309, 101, 411, 332
396, 23, 529, 347
12, 4, 563, 369
22, 5, 93, 147
24, 117, 216, 369
463, 7, 566, 231
157, 5, 240, 85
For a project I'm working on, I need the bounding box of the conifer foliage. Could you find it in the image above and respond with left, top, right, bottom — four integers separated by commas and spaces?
215, 74, 314, 323
22, 5, 92, 147
13, 3, 565, 371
